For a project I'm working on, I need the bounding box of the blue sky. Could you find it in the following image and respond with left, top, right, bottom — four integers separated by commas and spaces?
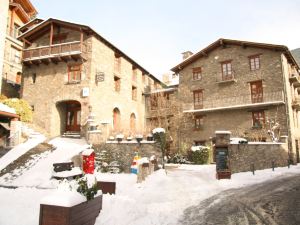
31, 0, 300, 79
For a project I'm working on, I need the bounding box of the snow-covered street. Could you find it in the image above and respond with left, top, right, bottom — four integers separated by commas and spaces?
0, 136, 300, 225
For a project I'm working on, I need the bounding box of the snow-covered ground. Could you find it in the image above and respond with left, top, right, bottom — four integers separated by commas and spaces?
0, 137, 300, 225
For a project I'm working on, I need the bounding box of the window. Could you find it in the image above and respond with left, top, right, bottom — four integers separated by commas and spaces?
192, 67, 202, 80
68, 65, 81, 83
194, 140, 206, 146
150, 95, 158, 110
132, 68, 137, 82
10, 46, 21, 64
114, 76, 121, 92
252, 111, 265, 128
250, 81, 263, 103
194, 115, 204, 129
193, 90, 203, 109
114, 54, 121, 73
221, 61, 233, 80
249, 55, 260, 71
32, 73, 36, 84
132, 86, 137, 101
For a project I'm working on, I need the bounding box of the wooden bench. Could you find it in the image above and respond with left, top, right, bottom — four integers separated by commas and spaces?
53, 162, 74, 172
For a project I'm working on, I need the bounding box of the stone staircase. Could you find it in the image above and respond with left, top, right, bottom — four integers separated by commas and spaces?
61, 131, 81, 139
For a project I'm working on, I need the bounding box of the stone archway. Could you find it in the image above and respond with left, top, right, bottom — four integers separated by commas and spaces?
56, 100, 81, 134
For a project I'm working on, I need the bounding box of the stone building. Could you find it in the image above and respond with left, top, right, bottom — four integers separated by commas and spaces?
171, 38, 300, 162
1, 0, 37, 98
19, 18, 162, 141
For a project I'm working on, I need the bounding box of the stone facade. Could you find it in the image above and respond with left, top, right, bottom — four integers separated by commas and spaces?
0, 0, 9, 92
1, 0, 37, 98
229, 142, 289, 173
171, 39, 300, 162
93, 143, 161, 173
21, 19, 162, 141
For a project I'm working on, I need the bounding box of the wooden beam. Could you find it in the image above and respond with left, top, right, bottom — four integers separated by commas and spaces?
50, 23, 54, 45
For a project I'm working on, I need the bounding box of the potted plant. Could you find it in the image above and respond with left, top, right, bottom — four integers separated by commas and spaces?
116, 134, 124, 142
135, 134, 143, 143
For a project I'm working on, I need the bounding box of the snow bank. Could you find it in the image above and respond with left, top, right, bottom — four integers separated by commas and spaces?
52, 167, 82, 178
0, 103, 16, 114
0, 134, 45, 171
41, 190, 86, 207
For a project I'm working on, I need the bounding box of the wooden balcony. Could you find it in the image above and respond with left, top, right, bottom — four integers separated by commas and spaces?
22, 41, 86, 65
292, 97, 300, 110
289, 74, 300, 87
183, 91, 285, 113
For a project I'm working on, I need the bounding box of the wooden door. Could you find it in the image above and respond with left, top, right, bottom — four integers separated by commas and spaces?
250, 81, 263, 103
66, 104, 81, 132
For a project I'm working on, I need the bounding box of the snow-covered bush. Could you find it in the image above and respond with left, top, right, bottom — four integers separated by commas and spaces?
169, 153, 188, 164
76, 174, 98, 201
188, 146, 210, 165
2, 98, 32, 122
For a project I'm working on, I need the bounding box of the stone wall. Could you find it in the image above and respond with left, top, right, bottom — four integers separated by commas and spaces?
176, 43, 298, 155
93, 143, 161, 173
229, 143, 289, 174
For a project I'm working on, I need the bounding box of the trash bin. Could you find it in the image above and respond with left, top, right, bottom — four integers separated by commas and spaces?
82, 148, 95, 174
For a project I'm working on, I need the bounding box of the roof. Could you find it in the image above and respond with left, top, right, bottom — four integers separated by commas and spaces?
13, 0, 37, 17
18, 18, 162, 84
19, 18, 44, 33
171, 38, 300, 73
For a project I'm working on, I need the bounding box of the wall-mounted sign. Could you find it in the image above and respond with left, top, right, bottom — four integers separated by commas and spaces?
95, 71, 105, 83
82, 87, 89, 97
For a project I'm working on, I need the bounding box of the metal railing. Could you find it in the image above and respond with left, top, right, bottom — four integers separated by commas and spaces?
183, 91, 284, 111
22, 41, 84, 61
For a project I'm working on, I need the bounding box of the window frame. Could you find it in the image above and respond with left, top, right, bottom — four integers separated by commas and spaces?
194, 115, 204, 129
132, 85, 137, 101
114, 76, 121, 92
221, 60, 233, 80
192, 67, 202, 81
193, 89, 203, 109
249, 54, 261, 71
252, 111, 265, 128
68, 64, 81, 83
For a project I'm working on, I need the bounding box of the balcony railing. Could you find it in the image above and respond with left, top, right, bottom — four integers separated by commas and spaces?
183, 91, 285, 112
216, 71, 236, 83
22, 41, 86, 63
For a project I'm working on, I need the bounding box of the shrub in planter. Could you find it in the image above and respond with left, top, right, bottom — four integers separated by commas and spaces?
187, 146, 209, 165
76, 174, 98, 201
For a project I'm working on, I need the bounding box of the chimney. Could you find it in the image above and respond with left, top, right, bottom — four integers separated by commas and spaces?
182, 51, 193, 60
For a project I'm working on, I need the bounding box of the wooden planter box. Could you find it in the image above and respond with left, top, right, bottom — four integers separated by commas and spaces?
39, 195, 102, 225
97, 181, 116, 194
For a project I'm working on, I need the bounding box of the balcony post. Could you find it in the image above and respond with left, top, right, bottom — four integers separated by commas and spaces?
49, 22, 53, 46
80, 28, 83, 52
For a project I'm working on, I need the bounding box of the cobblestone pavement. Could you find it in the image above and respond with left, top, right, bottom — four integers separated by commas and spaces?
180, 174, 300, 225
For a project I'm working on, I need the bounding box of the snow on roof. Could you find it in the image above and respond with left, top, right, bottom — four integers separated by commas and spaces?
0, 103, 16, 114
41, 190, 86, 207
215, 131, 231, 134
150, 87, 177, 94
52, 167, 82, 178
230, 138, 248, 144
152, 128, 166, 134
